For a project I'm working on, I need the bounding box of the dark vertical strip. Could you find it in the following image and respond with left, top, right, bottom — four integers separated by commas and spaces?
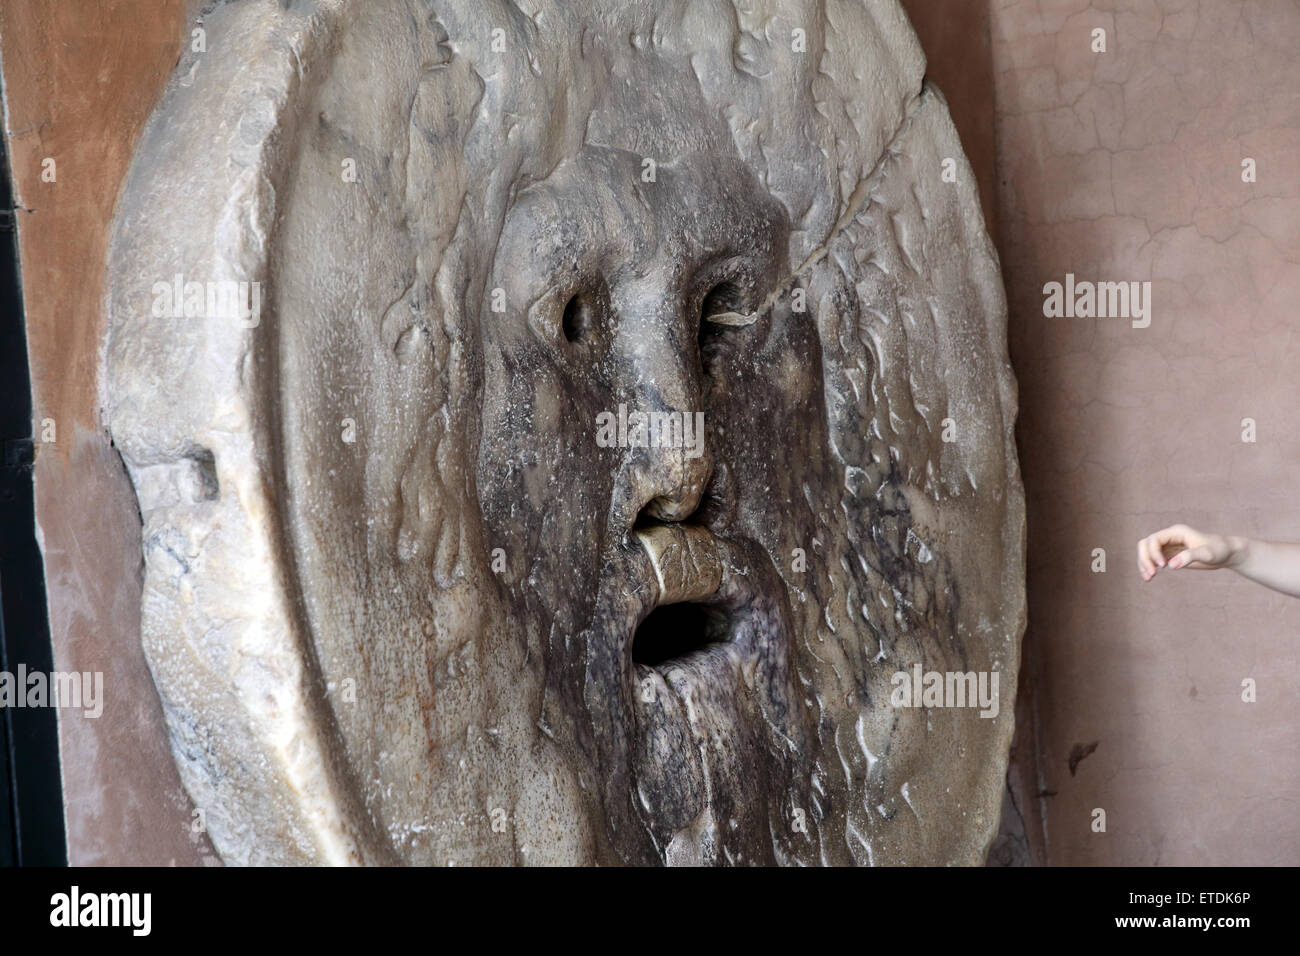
0, 578, 12, 865
0, 87, 67, 867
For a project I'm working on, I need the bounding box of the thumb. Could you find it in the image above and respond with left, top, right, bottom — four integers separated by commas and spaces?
1169, 546, 1210, 569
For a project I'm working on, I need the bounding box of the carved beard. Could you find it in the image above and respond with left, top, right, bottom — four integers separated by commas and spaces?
476, 271, 959, 865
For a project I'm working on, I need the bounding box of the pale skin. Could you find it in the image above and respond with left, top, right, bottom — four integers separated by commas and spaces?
1137, 524, 1300, 598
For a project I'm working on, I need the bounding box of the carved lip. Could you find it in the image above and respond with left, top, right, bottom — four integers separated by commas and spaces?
634, 525, 725, 607
628, 524, 772, 675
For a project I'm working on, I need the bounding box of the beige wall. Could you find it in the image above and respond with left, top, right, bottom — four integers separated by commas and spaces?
992, 0, 1300, 864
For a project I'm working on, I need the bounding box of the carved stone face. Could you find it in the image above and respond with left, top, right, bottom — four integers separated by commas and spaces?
105, 0, 1025, 866
479, 145, 821, 862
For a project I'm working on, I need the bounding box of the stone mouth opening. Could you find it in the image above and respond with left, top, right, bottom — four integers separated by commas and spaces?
631, 601, 731, 667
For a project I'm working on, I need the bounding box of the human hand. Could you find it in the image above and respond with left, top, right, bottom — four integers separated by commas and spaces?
1137, 524, 1239, 581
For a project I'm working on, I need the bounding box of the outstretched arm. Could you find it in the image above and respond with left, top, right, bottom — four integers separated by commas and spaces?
1137, 523, 1300, 598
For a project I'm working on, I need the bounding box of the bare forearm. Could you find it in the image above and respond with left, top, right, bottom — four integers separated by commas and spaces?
1225, 537, 1300, 598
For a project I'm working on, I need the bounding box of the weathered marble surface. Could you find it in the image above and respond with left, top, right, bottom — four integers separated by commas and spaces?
104, 0, 1024, 865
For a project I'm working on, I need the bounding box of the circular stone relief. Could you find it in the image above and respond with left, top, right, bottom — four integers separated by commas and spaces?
105, 0, 1024, 866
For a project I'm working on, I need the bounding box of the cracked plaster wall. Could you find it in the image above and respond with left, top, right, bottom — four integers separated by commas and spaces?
994, 0, 1300, 865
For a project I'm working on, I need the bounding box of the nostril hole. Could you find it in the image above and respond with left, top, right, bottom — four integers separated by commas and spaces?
636, 496, 688, 527
633, 602, 729, 666
636, 473, 713, 527
562, 293, 590, 343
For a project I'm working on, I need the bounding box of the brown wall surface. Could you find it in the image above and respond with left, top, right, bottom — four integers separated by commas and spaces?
993, 0, 1300, 864
0, 0, 213, 864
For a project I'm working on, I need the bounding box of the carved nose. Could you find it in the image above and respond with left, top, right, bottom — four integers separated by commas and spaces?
640, 442, 711, 523
612, 307, 713, 530
631, 385, 713, 526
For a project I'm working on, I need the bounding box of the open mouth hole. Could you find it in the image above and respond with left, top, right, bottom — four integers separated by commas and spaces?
632, 602, 730, 667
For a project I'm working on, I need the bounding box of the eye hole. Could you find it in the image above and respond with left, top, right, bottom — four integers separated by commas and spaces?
701, 281, 742, 322
699, 281, 750, 372
562, 292, 593, 343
